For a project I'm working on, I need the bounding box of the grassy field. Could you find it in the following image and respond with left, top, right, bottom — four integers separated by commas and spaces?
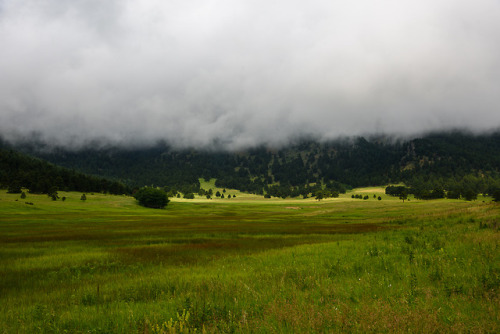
0, 188, 498, 333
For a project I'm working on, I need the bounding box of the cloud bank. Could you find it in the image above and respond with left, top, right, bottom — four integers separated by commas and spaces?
1, 0, 499, 149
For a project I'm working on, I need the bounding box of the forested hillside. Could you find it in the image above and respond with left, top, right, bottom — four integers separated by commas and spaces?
4, 131, 500, 199
0, 148, 129, 195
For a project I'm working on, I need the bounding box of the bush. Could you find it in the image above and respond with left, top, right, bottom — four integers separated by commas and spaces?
7, 183, 22, 194
134, 187, 169, 209
492, 188, 500, 202
463, 189, 477, 201
183, 193, 195, 199
446, 190, 461, 199
48, 187, 58, 201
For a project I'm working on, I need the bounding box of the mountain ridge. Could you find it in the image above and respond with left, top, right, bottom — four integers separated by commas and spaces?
2, 131, 499, 199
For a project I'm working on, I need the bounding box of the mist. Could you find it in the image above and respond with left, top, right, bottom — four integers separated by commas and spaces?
1, 0, 499, 150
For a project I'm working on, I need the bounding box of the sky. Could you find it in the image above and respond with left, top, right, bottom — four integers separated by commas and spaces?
1, 0, 499, 150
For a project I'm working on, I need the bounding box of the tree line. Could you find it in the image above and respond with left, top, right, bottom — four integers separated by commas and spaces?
386, 178, 500, 202
0, 148, 129, 195
4, 131, 500, 200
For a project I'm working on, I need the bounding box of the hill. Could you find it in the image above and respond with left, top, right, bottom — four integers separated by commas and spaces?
3, 131, 500, 199
0, 147, 129, 195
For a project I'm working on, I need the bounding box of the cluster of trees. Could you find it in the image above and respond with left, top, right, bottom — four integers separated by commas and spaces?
314, 189, 339, 201
265, 183, 311, 199
386, 177, 500, 201
385, 186, 408, 197
213, 189, 235, 199
0, 149, 129, 195
155, 187, 238, 200
261, 180, 348, 199
351, 194, 380, 200
406, 174, 500, 201
215, 176, 266, 194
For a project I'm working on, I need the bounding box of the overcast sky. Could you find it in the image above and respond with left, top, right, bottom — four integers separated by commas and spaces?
1, 0, 499, 149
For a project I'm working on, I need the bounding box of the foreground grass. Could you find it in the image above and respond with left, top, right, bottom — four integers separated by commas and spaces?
0, 190, 498, 333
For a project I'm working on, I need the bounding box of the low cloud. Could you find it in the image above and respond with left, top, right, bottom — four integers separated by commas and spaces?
1, 0, 499, 149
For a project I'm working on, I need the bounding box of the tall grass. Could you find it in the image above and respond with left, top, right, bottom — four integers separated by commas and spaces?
0, 190, 498, 332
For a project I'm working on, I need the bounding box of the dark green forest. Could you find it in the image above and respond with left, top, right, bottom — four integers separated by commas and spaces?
2, 131, 500, 199
0, 147, 128, 195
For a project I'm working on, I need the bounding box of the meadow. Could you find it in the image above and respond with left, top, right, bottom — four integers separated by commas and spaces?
0, 188, 498, 333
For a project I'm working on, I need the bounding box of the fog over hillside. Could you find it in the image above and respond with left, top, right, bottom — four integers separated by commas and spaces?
1, 1, 500, 150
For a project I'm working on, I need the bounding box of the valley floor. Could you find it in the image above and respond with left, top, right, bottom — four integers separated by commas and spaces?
0, 189, 498, 333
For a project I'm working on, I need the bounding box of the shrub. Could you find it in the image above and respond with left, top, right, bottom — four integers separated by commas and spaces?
492, 188, 500, 202
48, 187, 59, 201
7, 183, 22, 194
134, 187, 169, 209
463, 189, 477, 201
446, 190, 461, 199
